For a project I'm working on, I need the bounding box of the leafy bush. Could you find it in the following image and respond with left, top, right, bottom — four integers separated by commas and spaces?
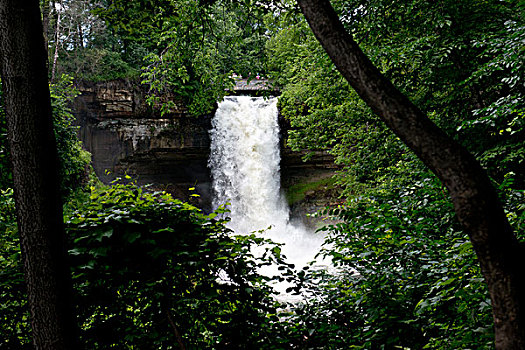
0, 189, 31, 348
267, 3, 524, 347
2, 180, 300, 349
69, 180, 298, 349
284, 161, 495, 349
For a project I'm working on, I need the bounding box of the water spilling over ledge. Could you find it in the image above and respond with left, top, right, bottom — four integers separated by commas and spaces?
209, 96, 329, 296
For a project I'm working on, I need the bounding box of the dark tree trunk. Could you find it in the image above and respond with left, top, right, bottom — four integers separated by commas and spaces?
77, 23, 84, 49
0, 0, 79, 349
296, 0, 525, 348
41, 0, 51, 57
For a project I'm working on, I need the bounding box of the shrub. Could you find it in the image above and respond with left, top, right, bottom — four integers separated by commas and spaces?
66, 180, 293, 349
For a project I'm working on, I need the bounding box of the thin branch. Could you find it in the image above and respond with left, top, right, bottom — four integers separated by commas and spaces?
166, 310, 187, 350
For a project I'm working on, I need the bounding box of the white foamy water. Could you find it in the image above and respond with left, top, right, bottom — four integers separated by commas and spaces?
209, 96, 327, 295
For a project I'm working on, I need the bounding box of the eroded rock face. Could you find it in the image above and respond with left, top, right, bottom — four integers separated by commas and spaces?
72, 79, 339, 215
72, 79, 213, 210
73, 79, 188, 120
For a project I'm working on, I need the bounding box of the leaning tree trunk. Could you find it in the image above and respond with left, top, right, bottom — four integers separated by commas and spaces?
0, 0, 79, 349
296, 0, 525, 348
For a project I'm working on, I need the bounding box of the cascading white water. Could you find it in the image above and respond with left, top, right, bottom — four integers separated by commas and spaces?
209, 96, 326, 279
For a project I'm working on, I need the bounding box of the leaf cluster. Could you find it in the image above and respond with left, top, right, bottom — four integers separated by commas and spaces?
138, 0, 271, 116
0, 189, 29, 348
26, 180, 293, 348
284, 163, 495, 349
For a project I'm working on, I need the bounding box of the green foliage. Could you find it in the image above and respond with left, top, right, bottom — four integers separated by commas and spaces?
458, 19, 525, 185
138, 0, 270, 115
57, 48, 140, 82
265, 2, 524, 348
498, 172, 525, 238
1, 180, 303, 348
285, 177, 336, 206
0, 188, 30, 347
91, 0, 272, 116
66, 180, 296, 348
285, 162, 495, 349
48, 0, 142, 82
270, 0, 522, 186
266, 11, 406, 192
49, 75, 92, 196
49, 0, 276, 114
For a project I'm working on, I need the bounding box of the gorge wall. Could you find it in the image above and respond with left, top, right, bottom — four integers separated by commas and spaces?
72, 79, 339, 220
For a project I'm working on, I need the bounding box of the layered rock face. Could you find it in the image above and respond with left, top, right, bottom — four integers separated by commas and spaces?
72, 79, 338, 216
72, 79, 213, 209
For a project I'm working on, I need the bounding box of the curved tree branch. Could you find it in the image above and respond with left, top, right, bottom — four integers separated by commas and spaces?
296, 0, 524, 348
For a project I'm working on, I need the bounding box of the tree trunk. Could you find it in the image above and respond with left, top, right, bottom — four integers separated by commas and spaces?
0, 0, 79, 349
296, 0, 525, 348
51, 2, 61, 83
41, 0, 51, 59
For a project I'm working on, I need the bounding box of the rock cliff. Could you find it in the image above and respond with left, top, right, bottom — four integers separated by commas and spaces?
72, 79, 339, 218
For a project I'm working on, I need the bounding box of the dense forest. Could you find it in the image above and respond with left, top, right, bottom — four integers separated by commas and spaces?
1, 0, 524, 349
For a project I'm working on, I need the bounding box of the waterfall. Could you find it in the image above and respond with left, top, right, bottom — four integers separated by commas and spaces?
209, 96, 325, 277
